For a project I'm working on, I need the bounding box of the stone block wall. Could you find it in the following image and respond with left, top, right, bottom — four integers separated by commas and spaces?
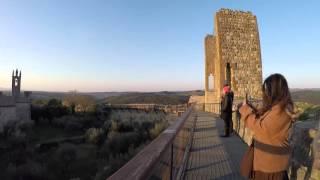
215, 9, 262, 99
233, 113, 320, 179
205, 91, 218, 106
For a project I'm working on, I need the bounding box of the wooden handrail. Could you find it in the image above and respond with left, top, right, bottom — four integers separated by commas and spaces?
107, 106, 194, 180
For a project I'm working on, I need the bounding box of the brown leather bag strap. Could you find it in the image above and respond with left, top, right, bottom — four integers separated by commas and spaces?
254, 139, 291, 155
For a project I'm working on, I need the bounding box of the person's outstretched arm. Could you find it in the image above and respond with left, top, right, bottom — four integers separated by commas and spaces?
239, 104, 268, 135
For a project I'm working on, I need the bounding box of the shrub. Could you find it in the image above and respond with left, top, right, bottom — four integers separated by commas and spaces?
17, 120, 34, 131
116, 120, 134, 132
85, 128, 105, 144
47, 143, 77, 180
107, 131, 119, 140
56, 143, 77, 163
110, 120, 119, 132
31, 99, 70, 125
94, 143, 147, 180
52, 116, 84, 130
105, 132, 141, 155
52, 116, 67, 128
6, 160, 46, 180
149, 121, 168, 139
63, 94, 96, 113
298, 112, 310, 121
0, 121, 17, 137
103, 120, 111, 132
0, 120, 33, 141
64, 121, 83, 131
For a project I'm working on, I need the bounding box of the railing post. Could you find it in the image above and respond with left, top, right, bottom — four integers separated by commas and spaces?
170, 143, 174, 180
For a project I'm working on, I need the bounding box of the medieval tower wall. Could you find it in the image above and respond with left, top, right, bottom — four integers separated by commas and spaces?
205, 8, 263, 106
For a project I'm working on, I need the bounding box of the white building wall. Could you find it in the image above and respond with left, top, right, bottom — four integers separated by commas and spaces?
16, 102, 31, 122
0, 106, 17, 133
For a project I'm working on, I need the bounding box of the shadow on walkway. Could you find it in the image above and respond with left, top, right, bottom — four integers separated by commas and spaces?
184, 111, 247, 180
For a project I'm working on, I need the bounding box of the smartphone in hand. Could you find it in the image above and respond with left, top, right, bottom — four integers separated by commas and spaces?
245, 93, 258, 113
245, 93, 248, 104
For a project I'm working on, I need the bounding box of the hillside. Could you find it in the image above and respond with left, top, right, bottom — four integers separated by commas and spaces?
21, 90, 203, 104
5, 89, 320, 105
103, 92, 190, 105
291, 90, 320, 105
28, 91, 127, 100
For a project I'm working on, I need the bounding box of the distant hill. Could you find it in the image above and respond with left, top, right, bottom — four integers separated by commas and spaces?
29, 91, 127, 100
291, 90, 320, 105
102, 92, 199, 105
5, 88, 320, 105
30, 91, 67, 100
291, 88, 320, 92
100, 89, 319, 105
27, 90, 204, 103
102, 90, 205, 105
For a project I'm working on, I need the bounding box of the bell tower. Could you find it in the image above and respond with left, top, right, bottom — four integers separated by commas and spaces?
12, 69, 21, 98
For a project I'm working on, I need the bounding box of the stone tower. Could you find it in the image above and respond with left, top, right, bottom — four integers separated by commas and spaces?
12, 69, 21, 98
205, 9, 263, 106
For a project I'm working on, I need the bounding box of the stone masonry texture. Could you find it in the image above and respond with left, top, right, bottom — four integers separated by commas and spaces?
205, 8, 263, 104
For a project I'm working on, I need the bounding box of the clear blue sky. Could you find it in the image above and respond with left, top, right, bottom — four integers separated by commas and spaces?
0, 0, 319, 92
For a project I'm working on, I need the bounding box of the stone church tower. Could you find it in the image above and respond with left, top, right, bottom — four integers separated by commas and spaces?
205, 9, 263, 106
0, 70, 31, 130
12, 69, 21, 98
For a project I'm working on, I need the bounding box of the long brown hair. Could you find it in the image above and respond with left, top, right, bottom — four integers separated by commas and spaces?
257, 73, 294, 116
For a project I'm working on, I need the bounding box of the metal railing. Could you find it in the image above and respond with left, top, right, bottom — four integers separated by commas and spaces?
108, 100, 262, 180
108, 105, 196, 180
193, 103, 221, 114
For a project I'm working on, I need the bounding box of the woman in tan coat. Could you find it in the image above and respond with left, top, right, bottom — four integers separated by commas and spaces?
240, 74, 295, 180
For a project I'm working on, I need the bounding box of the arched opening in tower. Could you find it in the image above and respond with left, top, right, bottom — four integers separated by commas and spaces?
226, 63, 231, 87
15, 78, 19, 86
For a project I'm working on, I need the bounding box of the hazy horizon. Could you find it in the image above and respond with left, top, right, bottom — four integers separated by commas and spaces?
1, 87, 319, 94
1, 0, 320, 91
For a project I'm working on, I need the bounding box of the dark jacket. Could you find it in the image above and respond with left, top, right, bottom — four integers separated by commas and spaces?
220, 92, 233, 120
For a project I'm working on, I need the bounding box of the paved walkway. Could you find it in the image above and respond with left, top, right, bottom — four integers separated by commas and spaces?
184, 111, 247, 180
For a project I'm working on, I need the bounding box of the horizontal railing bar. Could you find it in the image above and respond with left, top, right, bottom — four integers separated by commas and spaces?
177, 114, 197, 180
107, 105, 194, 180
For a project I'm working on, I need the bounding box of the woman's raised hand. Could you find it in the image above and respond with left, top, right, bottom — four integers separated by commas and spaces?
242, 93, 248, 106
242, 98, 247, 106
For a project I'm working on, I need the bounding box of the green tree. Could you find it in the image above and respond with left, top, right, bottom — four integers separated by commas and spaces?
63, 93, 96, 113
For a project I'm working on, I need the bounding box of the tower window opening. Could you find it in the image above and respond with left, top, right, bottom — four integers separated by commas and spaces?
208, 74, 214, 91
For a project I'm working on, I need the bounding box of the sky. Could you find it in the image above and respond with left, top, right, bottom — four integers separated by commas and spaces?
0, 0, 319, 92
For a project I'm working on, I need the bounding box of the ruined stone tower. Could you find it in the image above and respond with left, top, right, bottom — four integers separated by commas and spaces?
12, 69, 21, 98
205, 9, 263, 106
